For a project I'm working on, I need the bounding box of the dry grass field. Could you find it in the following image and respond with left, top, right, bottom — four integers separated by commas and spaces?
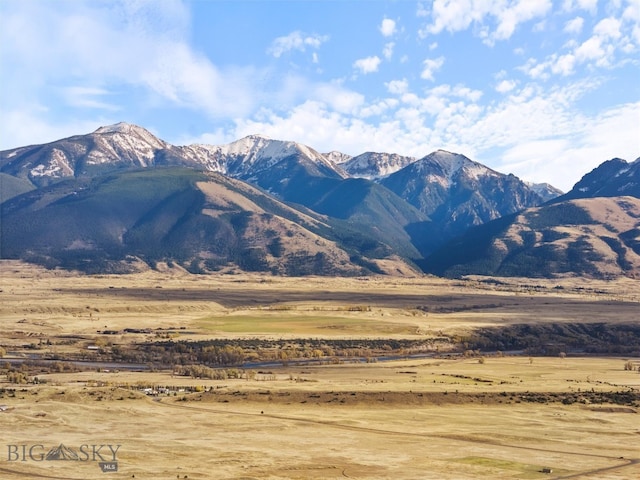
1, 260, 639, 479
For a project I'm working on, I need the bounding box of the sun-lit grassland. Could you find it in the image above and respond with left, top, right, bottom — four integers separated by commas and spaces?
1, 260, 640, 479
195, 310, 421, 335
2, 260, 639, 340
2, 357, 639, 479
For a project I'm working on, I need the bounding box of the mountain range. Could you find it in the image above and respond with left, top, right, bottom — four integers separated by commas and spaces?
1, 122, 638, 278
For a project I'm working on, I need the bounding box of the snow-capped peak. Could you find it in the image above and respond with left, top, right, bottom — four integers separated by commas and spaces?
523, 181, 564, 202
416, 150, 465, 177
324, 151, 353, 165
211, 134, 332, 172
93, 122, 166, 150
406, 150, 502, 189
94, 122, 140, 135
342, 151, 416, 180
178, 134, 346, 178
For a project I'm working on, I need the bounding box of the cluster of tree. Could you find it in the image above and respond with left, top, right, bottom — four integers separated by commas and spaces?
463, 322, 640, 355
104, 338, 432, 367
173, 365, 255, 380
5, 371, 33, 384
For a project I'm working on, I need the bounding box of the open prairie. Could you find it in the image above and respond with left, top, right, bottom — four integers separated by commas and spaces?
1, 260, 639, 479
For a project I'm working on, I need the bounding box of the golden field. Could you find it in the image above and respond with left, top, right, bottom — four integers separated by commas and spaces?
1, 260, 639, 479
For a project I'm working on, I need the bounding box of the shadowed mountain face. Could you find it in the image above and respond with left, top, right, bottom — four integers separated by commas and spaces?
0, 167, 418, 275
380, 150, 546, 255
527, 182, 564, 202
422, 197, 640, 278
553, 158, 640, 202
339, 152, 416, 179
2, 123, 637, 278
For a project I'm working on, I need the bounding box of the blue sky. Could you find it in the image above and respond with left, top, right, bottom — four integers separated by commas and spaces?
1, 0, 638, 190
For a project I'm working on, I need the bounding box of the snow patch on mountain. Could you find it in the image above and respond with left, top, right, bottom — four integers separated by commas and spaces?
30, 148, 72, 178
186, 134, 344, 178
525, 182, 564, 202
342, 152, 416, 180
220, 134, 328, 166
463, 163, 495, 181
324, 151, 353, 165
94, 122, 167, 150
412, 150, 498, 185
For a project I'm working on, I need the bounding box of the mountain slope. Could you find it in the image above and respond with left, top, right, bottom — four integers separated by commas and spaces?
1, 167, 412, 275
306, 178, 428, 259
0, 172, 35, 204
422, 196, 640, 278
381, 150, 544, 254
0, 123, 173, 187
554, 157, 640, 202
341, 152, 416, 179
527, 182, 564, 202
0, 125, 348, 191
3, 122, 594, 277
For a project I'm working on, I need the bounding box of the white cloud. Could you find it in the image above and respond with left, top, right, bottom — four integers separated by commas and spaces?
267, 31, 329, 58
353, 56, 382, 74
497, 101, 640, 190
450, 85, 483, 102
61, 86, 120, 111
533, 20, 547, 33
312, 83, 365, 114
564, 16, 585, 34
424, 0, 485, 37
422, 0, 552, 44
623, 0, 640, 22
359, 98, 400, 118
416, 2, 430, 18
0, 0, 259, 121
420, 57, 445, 81
519, 58, 549, 79
2, 0, 636, 196
380, 18, 397, 37
551, 53, 577, 75
492, 0, 553, 43
0, 106, 109, 149
386, 79, 409, 95
520, 8, 634, 79
575, 35, 606, 61
562, 0, 598, 14
383, 42, 395, 60
180, 77, 635, 193
496, 79, 517, 93
593, 17, 622, 38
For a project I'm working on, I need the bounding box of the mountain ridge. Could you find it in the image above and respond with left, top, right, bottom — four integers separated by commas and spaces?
420, 155, 640, 278
0, 122, 558, 195
3, 122, 637, 278
0, 167, 416, 275
0, 122, 555, 258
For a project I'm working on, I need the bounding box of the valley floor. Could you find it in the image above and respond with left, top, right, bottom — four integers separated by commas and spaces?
1, 261, 639, 479
1, 356, 639, 479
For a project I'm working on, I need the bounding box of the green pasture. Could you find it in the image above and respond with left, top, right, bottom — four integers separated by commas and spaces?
196, 312, 418, 335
